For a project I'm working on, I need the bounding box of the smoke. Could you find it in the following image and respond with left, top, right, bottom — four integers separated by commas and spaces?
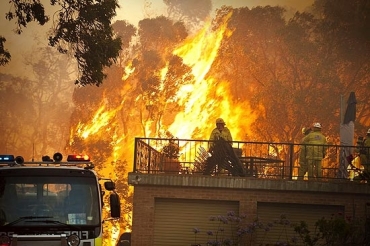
222, 0, 314, 11
0, 0, 314, 77
0, 1, 59, 79
0, 0, 316, 157
115, 0, 315, 25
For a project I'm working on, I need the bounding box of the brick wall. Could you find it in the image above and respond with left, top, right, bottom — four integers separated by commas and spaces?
128, 173, 370, 246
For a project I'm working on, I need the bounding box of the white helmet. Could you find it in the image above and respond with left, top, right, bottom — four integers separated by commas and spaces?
313, 122, 322, 129
367, 128, 370, 134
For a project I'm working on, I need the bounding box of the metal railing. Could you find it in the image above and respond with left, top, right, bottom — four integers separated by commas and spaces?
133, 137, 369, 181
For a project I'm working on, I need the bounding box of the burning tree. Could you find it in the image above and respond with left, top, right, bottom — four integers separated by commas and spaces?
2, 1, 370, 245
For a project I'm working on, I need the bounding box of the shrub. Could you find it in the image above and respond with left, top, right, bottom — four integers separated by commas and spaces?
193, 211, 367, 246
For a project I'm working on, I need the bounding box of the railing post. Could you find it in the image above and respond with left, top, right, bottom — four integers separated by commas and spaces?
148, 139, 151, 174
251, 158, 255, 177
289, 143, 294, 180
133, 138, 138, 173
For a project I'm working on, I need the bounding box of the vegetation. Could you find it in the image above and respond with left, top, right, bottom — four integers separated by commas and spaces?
193, 211, 367, 246
2, 0, 121, 86
1, 0, 370, 243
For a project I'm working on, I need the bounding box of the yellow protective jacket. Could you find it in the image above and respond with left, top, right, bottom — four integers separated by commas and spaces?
365, 137, 370, 147
359, 136, 370, 167
302, 130, 328, 160
209, 127, 233, 143
298, 136, 307, 164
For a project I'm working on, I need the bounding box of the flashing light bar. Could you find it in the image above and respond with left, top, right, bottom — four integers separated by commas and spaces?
0, 153, 91, 165
0, 155, 14, 162
67, 154, 90, 162
0, 155, 23, 165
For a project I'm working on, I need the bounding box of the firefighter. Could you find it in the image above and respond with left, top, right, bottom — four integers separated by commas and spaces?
358, 128, 370, 174
209, 118, 233, 149
347, 154, 363, 181
297, 127, 312, 180
302, 122, 328, 179
207, 118, 237, 175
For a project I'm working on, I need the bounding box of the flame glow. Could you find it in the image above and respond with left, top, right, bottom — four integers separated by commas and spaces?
167, 11, 254, 141
71, 104, 122, 141
69, 9, 258, 245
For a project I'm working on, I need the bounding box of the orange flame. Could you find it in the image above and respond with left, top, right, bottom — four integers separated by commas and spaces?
69, 101, 124, 162
72, 10, 256, 151
69, 9, 259, 245
167, 11, 255, 141
69, 7, 258, 190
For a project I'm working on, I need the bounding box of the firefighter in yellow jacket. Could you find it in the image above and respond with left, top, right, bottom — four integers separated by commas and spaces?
302, 122, 328, 179
209, 118, 233, 150
298, 127, 312, 180
358, 128, 370, 173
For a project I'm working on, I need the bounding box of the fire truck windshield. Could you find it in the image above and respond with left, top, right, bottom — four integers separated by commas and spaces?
0, 172, 100, 227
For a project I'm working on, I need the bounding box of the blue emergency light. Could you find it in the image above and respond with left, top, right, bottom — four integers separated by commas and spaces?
0, 155, 15, 162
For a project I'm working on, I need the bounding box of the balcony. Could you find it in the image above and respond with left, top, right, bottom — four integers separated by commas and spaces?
132, 137, 368, 181
128, 138, 370, 246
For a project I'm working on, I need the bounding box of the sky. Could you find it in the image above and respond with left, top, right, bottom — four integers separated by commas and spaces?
0, 0, 314, 78
115, 0, 314, 25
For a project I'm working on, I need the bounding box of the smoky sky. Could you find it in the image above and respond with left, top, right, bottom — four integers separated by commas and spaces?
0, 0, 314, 79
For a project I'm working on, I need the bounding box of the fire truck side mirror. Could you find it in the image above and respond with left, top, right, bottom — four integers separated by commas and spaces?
110, 193, 120, 218
104, 181, 115, 191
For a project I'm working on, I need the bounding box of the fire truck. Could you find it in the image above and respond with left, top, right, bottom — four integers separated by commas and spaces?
0, 153, 120, 246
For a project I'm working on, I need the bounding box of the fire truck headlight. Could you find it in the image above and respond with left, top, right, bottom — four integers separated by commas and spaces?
67, 234, 80, 246
0, 235, 10, 246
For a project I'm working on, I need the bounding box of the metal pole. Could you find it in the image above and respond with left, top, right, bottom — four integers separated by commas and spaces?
340, 94, 344, 125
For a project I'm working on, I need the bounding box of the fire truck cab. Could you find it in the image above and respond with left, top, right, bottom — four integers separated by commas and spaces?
0, 153, 120, 246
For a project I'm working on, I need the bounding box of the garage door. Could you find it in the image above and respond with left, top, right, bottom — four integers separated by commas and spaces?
257, 202, 344, 245
154, 198, 239, 246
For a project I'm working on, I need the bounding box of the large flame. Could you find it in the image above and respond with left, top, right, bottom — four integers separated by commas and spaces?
69, 9, 258, 245
168, 11, 254, 141
70, 11, 257, 158
72, 103, 122, 140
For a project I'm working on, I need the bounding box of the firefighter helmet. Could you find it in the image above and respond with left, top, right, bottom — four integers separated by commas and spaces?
313, 122, 322, 129
367, 128, 370, 134
216, 118, 225, 125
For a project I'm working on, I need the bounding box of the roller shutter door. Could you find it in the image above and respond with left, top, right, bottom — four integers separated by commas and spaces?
257, 202, 344, 245
154, 198, 239, 246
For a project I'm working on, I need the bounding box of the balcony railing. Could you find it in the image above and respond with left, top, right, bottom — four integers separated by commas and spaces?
133, 137, 369, 181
